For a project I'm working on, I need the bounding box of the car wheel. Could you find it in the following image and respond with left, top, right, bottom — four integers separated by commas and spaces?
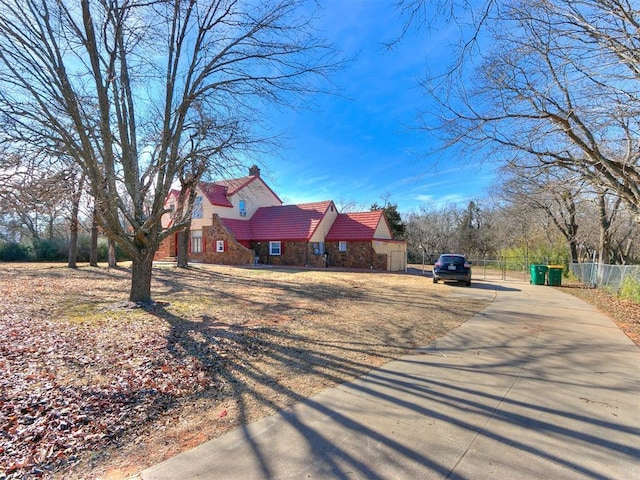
433, 277, 438, 284
465, 279, 471, 286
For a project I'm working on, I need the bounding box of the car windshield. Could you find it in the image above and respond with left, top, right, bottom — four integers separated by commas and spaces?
440, 256, 466, 265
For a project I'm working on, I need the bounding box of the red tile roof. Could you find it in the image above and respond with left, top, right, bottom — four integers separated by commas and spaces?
325, 211, 386, 241
221, 200, 334, 241
216, 176, 255, 196
199, 182, 233, 207
218, 217, 253, 241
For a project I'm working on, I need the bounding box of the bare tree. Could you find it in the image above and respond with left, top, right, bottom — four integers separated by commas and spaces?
608, 209, 640, 265
0, 153, 70, 244
405, 203, 460, 261
0, 0, 340, 302
566, 189, 639, 264
594, 189, 620, 265
66, 169, 86, 268
171, 113, 254, 268
107, 238, 118, 268
496, 165, 587, 263
335, 197, 367, 213
399, 0, 640, 223
89, 207, 99, 267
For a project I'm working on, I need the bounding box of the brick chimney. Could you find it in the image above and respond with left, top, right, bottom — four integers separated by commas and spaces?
249, 165, 261, 177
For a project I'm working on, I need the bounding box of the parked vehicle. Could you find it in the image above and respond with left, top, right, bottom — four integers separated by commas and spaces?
433, 254, 472, 286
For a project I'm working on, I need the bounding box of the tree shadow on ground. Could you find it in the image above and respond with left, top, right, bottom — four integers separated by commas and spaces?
140, 281, 640, 480
143, 302, 464, 479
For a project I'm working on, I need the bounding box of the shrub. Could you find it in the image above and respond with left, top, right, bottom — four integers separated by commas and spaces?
0, 241, 32, 261
499, 243, 569, 271
619, 277, 640, 303
76, 235, 128, 263
32, 238, 68, 261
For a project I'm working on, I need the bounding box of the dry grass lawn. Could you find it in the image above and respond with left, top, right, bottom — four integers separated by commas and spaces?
0, 263, 493, 479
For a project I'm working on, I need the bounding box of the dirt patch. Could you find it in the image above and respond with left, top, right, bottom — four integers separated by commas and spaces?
0, 263, 491, 479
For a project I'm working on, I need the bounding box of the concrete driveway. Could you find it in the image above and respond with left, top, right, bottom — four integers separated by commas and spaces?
142, 276, 640, 480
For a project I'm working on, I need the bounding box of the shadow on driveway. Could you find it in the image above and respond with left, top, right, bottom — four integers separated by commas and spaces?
142, 278, 640, 480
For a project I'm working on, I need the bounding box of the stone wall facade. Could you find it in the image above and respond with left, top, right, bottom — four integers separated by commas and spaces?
252, 241, 327, 267
325, 241, 387, 270
201, 215, 254, 265
154, 233, 176, 260
155, 224, 389, 271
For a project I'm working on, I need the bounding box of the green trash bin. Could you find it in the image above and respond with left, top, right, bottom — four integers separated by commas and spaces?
547, 265, 563, 286
530, 264, 548, 285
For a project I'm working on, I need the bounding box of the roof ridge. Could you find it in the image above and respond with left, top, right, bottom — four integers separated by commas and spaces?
289, 199, 333, 208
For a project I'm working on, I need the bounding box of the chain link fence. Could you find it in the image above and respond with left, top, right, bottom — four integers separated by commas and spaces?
412, 255, 640, 292
469, 257, 531, 281
412, 256, 543, 281
569, 263, 640, 292
470, 259, 640, 292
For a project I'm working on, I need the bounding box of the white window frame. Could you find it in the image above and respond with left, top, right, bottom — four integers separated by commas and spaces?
269, 241, 281, 256
191, 230, 203, 253
216, 240, 225, 253
338, 241, 347, 252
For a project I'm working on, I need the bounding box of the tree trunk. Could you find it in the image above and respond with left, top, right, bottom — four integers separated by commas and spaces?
90, 208, 99, 267
565, 219, 579, 264
67, 204, 79, 268
68, 172, 84, 269
569, 241, 579, 264
597, 193, 611, 265
598, 228, 610, 265
129, 251, 154, 302
176, 228, 189, 268
108, 238, 117, 267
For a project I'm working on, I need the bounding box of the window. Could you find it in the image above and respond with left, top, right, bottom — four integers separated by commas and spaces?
339, 241, 347, 252
239, 199, 247, 217
269, 241, 281, 255
216, 240, 225, 253
192, 196, 203, 219
191, 230, 203, 253
312, 242, 325, 255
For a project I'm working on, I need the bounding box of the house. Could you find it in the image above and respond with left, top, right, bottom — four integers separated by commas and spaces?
155, 166, 407, 271
325, 211, 407, 271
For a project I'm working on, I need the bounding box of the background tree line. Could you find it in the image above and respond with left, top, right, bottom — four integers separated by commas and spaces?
403, 179, 640, 266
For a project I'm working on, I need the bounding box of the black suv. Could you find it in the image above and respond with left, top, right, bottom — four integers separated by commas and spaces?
433, 254, 472, 286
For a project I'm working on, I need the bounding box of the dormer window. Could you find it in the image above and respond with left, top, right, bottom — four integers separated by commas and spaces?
239, 199, 247, 217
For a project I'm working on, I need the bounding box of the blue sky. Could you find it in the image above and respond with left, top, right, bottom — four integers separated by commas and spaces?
261, 0, 496, 214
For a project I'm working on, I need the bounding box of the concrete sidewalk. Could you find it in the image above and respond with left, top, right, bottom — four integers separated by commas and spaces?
141, 278, 640, 480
